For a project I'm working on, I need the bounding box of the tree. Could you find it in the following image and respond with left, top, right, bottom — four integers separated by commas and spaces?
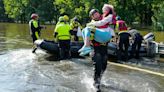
1, 0, 163, 28
3, 0, 29, 23
3, 0, 56, 23
152, 1, 164, 31
53, 0, 92, 24
26, 0, 55, 23
0, 0, 9, 22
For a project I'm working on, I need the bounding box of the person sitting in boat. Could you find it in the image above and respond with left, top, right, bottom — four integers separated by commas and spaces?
116, 20, 131, 62
128, 28, 143, 59
78, 4, 116, 56
54, 16, 71, 60
29, 13, 45, 53
70, 16, 82, 41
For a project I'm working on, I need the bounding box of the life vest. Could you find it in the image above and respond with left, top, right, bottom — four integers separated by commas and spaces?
29, 19, 39, 33
29, 19, 41, 39
70, 21, 80, 29
54, 22, 71, 40
115, 20, 128, 34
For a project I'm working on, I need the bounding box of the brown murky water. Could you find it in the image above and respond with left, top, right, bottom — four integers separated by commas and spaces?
0, 23, 164, 92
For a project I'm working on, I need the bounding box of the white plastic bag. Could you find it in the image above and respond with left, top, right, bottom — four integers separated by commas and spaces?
77, 27, 82, 37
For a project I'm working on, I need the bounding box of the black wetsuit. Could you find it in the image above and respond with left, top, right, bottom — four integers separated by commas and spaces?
29, 19, 43, 53
58, 40, 71, 59
92, 40, 108, 89
29, 20, 42, 42
117, 32, 131, 61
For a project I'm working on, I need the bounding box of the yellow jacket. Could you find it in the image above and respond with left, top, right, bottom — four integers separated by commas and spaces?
54, 22, 71, 40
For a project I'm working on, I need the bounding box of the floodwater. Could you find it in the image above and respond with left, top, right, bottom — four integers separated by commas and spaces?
0, 23, 164, 92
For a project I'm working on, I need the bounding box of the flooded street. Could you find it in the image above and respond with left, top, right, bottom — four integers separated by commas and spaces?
0, 23, 164, 92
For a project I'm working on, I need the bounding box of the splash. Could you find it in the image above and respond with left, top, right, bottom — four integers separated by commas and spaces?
80, 72, 97, 92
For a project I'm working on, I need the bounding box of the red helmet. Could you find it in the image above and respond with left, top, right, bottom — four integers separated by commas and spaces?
31, 13, 38, 19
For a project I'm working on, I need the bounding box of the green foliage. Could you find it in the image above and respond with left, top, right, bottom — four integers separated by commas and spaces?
3, 0, 27, 18
152, 1, 164, 31
0, 0, 10, 22
1, 0, 163, 30
27, 0, 56, 22
3, 0, 55, 23
53, 0, 94, 24
3, 0, 29, 22
115, 0, 154, 27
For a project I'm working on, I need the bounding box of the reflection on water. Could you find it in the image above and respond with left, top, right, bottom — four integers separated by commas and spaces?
0, 23, 164, 92
0, 23, 32, 52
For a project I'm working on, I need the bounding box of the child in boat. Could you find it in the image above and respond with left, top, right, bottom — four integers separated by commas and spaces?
79, 4, 116, 56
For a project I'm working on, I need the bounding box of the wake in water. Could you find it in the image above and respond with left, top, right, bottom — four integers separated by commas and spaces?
81, 72, 97, 92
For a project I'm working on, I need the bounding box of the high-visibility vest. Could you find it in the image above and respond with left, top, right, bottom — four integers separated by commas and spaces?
29, 19, 40, 39
54, 22, 71, 40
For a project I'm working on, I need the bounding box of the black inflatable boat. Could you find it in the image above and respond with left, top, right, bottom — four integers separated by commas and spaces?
34, 32, 157, 57
35, 40, 83, 57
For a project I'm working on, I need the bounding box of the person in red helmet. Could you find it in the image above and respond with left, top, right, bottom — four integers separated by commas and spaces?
29, 13, 45, 53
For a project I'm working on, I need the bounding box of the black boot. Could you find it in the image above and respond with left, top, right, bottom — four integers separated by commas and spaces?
32, 47, 37, 53
94, 76, 101, 91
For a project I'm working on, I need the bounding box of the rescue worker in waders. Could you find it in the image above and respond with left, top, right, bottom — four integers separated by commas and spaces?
54, 16, 71, 60
81, 4, 116, 91
29, 13, 45, 53
116, 20, 131, 62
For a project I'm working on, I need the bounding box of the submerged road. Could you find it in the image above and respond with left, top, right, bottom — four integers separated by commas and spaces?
108, 62, 164, 77
0, 49, 164, 92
